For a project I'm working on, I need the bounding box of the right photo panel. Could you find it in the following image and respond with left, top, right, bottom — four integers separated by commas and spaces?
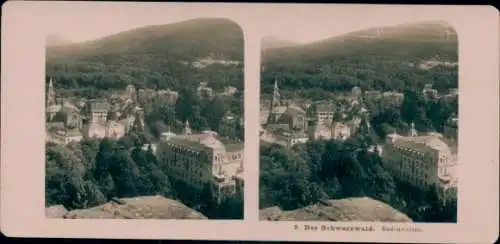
259, 20, 459, 223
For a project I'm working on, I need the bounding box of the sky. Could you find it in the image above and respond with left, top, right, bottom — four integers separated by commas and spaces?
43, 3, 458, 44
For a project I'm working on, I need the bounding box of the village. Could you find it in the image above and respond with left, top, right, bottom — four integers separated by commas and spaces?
260, 78, 458, 203
45, 78, 244, 204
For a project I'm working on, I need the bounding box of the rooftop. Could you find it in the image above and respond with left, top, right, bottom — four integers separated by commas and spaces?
394, 135, 451, 152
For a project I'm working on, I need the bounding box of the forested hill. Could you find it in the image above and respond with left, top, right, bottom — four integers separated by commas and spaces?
261, 20, 458, 99
46, 18, 244, 96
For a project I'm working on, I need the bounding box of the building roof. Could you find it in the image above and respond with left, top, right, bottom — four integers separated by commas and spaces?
167, 137, 209, 151
271, 106, 287, 115
90, 100, 110, 111
226, 143, 244, 152
276, 106, 306, 124
47, 122, 65, 130
394, 135, 450, 152
316, 103, 334, 113
46, 104, 62, 113
83, 122, 107, 134
66, 130, 83, 137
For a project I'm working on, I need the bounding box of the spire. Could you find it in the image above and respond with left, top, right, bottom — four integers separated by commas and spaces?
272, 76, 280, 104
46, 77, 56, 107
184, 120, 192, 135
268, 76, 281, 124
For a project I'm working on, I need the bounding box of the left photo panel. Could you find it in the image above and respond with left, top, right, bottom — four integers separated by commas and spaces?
44, 17, 245, 220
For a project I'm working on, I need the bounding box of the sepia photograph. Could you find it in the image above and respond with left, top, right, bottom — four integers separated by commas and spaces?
1, 2, 499, 242
259, 20, 459, 223
44, 14, 245, 220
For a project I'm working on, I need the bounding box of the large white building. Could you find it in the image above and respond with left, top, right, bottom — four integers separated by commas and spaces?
156, 121, 244, 202
382, 123, 457, 199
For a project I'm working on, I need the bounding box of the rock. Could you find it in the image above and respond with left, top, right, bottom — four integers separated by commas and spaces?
47, 195, 207, 220
45, 205, 68, 218
260, 197, 412, 222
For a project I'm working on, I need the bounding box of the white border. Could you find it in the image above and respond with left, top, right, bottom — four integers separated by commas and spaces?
1, 2, 499, 243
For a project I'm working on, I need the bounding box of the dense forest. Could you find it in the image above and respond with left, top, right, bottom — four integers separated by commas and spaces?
46, 18, 244, 98
259, 135, 457, 223
261, 21, 458, 99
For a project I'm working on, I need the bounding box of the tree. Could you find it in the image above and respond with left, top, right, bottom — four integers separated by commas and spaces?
201, 96, 227, 131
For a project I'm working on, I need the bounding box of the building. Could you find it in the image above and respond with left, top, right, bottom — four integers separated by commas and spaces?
89, 99, 110, 123
46, 77, 57, 107
197, 82, 213, 98
315, 103, 334, 124
352, 86, 363, 97
309, 120, 334, 140
422, 84, 439, 100
380, 92, 404, 107
331, 122, 352, 141
443, 116, 458, 141
157, 89, 179, 106
47, 129, 83, 145
156, 121, 244, 202
45, 79, 82, 125
106, 121, 126, 139
275, 129, 309, 148
260, 108, 270, 125
83, 122, 108, 139
381, 122, 455, 191
223, 86, 238, 96
125, 84, 137, 100
266, 79, 308, 132
137, 88, 156, 102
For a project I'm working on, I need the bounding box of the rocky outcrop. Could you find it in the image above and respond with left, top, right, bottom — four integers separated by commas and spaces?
260, 197, 412, 222
46, 195, 207, 219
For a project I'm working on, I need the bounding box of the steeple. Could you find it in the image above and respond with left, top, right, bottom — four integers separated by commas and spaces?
46, 77, 56, 107
272, 77, 280, 107
268, 76, 281, 124
184, 120, 192, 135
410, 121, 417, 137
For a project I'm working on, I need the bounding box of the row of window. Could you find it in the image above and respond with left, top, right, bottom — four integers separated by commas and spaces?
168, 159, 206, 179
169, 169, 205, 188
392, 165, 432, 189
167, 145, 207, 161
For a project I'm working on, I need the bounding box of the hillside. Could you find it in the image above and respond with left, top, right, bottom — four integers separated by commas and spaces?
46, 18, 244, 96
261, 20, 458, 98
260, 197, 412, 222
46, 196, 207, 219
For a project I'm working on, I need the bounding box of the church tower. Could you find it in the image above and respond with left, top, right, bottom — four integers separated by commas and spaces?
132, 106, 145, 132
46, 77, 56, 107
183, 120, 192, 135
410, 121, 417, 137
268, 77, 281, 124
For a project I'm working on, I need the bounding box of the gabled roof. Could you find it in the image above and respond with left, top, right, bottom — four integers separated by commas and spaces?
271, 106, 287, 115
226, 143, 244, 152
394, 135, 450, 152
276, 106, 306, 124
